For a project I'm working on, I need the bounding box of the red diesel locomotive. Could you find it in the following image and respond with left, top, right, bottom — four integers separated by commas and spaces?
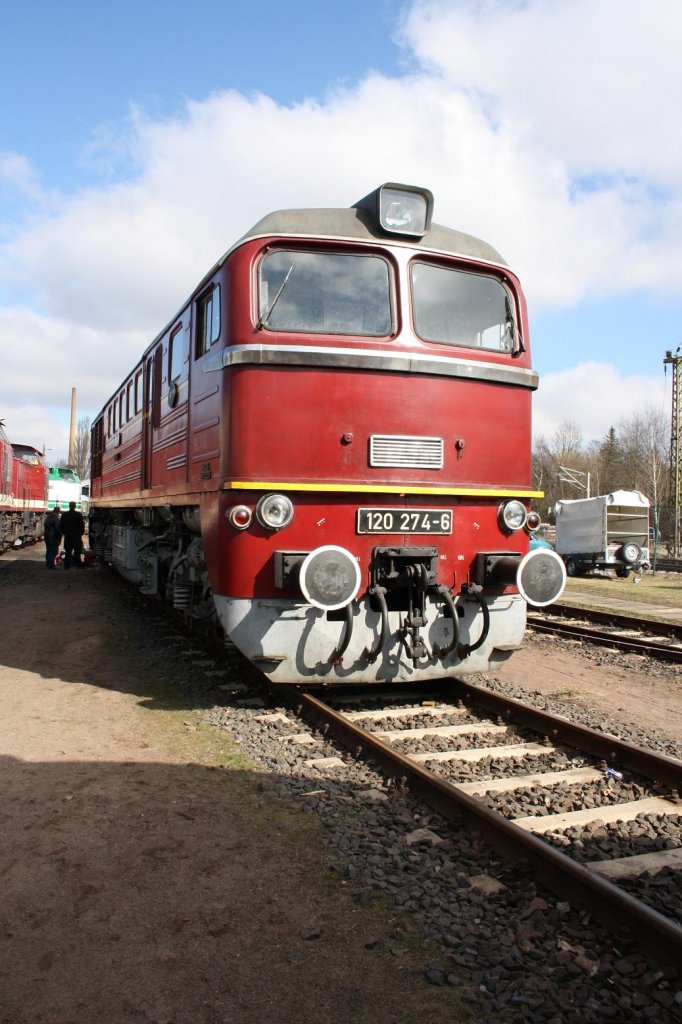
89, 183, 565, 684
0, 422, 49, 553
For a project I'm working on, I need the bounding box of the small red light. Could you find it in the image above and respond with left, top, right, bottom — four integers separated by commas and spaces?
227, 505, 252, 530
526, 511, 542, 533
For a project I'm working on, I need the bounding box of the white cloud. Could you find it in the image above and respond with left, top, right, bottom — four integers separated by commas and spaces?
1, 0, 682, 455
402, 0, 682, 297
403, 0, 682, 183
0, 151, 43, 201
0, 306, 145, 457
533, 362, 668, 443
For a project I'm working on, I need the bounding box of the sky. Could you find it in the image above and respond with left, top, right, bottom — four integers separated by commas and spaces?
2, 0, 682, 463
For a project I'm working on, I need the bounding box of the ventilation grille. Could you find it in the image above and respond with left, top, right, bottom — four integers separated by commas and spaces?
369, 434, 444, 470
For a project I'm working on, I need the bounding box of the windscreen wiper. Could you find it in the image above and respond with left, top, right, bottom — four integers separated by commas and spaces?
505, 294, 524, 354
257, 262, 295, 330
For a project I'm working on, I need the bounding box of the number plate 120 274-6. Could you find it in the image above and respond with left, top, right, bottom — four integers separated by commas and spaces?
357, 508, 452, 535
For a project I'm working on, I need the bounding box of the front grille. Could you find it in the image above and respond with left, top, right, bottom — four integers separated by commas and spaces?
369, 434, 444, 470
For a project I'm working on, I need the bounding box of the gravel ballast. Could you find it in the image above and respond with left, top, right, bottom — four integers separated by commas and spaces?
197, 670, 682, 1023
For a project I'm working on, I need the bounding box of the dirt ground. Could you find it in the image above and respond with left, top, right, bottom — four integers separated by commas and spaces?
1, 546, 681, 1023
0, 546, 469, 1024
492, 639, 682, 743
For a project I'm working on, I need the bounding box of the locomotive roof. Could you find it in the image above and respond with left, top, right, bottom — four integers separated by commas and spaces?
232, 206, 508, 267
93, 203, 511, 420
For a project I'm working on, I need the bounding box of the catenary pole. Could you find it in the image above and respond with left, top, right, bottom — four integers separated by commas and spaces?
664, 349, 682, 557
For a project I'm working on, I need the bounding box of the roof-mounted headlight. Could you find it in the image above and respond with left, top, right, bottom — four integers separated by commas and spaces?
353, 182, 434, 238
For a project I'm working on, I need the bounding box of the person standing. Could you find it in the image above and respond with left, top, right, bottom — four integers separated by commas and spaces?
59, 501, 85, 569
43, 507, 62, 569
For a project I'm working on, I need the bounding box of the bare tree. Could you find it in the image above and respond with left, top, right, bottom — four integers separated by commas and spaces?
533, 411, 669, 535
532, 421, 586, 515
617, 407, 668, 539
72, 416, 91, 480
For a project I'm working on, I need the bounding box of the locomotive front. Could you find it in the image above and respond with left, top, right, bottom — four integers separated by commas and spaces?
0, 440, 48, 551
208, 184, 565, 683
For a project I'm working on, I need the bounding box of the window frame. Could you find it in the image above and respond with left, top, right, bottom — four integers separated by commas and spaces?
195, 285, 221, 357
410, 259, 518, 353
256, 247, 395, 339
169, 323, 186, 382
134, 369, 143, 415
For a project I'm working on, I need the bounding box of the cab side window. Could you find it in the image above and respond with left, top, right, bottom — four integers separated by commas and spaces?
196, 285, 221, 356
169, 325, 187, 381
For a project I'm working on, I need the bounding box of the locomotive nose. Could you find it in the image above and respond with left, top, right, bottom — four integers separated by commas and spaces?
516, 548, 566, 607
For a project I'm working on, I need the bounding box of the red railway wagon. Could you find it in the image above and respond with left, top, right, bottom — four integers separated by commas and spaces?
0, 423, 48, 553
89, 183, 565, 684
0, 423, 11, 507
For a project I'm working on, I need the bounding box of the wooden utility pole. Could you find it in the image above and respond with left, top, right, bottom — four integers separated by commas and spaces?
664, 349, 682, 556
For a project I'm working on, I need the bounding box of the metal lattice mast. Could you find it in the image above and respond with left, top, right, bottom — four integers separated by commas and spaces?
664, 349, 682, 556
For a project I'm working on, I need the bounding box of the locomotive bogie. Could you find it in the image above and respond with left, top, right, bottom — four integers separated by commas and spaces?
89, 505, 216, 628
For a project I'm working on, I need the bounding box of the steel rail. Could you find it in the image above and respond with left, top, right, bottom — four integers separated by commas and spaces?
547, 601, 682, 641
527, 614, 682, 662
451, 680, 682, 788
652, 558, 682, 573
281, 682, 682, 971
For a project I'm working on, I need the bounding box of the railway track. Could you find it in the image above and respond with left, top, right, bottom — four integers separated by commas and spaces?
652, 558, 682, 573
279, 679, 682, 970
527, 602, 682, 661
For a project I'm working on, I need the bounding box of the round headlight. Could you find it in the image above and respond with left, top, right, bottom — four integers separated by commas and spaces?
256, 493, 294, 530
499, 500, 527, 533
227, 505, 253, 530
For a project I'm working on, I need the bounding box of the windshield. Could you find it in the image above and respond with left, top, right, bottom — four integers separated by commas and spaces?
259, 250, 392, 336
411, 262, 515, 351
50, 467, 79, 482
13, 448, 41, 465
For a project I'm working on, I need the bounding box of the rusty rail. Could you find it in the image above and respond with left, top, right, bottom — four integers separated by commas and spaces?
281, 681, 682, 972
527, 611, 682, 662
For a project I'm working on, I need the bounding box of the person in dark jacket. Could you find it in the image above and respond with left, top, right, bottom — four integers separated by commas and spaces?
59, 501, 85, 569
43, 507, 62, 569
